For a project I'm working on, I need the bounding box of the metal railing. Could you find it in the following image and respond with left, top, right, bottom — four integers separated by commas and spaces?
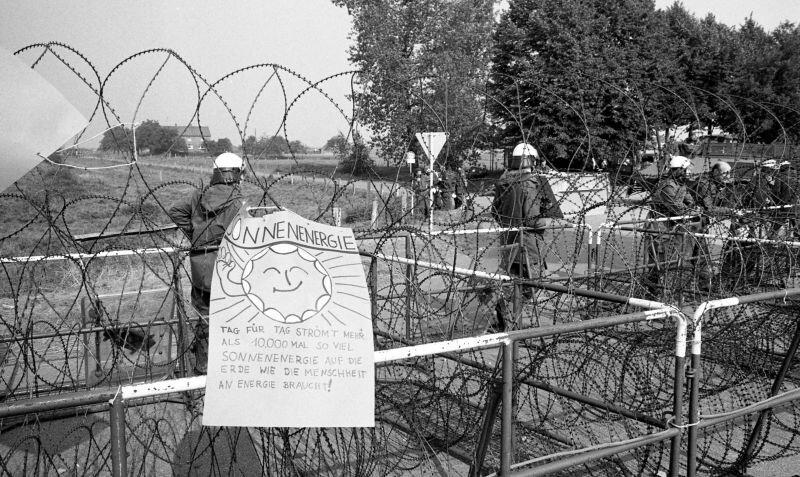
0, 305, 683, 477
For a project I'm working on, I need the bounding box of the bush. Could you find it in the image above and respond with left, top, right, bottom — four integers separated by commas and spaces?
337, 132, 373, 176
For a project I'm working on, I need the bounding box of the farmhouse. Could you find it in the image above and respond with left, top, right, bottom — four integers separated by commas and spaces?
164, 125, 211, 154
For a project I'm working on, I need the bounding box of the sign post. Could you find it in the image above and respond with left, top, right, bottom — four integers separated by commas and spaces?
415, 132, 447, 234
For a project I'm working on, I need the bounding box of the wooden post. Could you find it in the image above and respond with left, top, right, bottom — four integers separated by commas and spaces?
400, 189, 407, 224
370, 200, 379, 229
333, 207, 342, 227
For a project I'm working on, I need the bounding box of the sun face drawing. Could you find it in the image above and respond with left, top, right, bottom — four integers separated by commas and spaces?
241, 243, 331, 323
210, 216, 371, 326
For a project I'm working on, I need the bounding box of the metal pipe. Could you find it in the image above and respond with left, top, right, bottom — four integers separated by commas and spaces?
93, 299, 102, 379
369, 256, 378, 319
173, 261, 189, 378
0, 316, 198, 345
81, 297, 91, 389
697, 387, 800, 429
0, 387, 116, 418
501, 341, 515, 475
471, 375, 503, 476
511, 429, 680, 476
374, 252, 666, 311
73, 224, 178, 242
735, 315, 800, 472
109, 393, 128, 477
614, 225, 800, 247
374, 330, 667, 429
687, 288, 800, 477
404, 233, 413, 340
0, 309, 671, 420
669, 354, 686, 477
430, 222, 590, 236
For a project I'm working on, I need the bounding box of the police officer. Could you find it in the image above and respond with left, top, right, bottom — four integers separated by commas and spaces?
690, 161, 735, 291
644, 155, 699, 296
168, 152, 244, 374
692, 161, 734, 214
487, 143, 561, 330
774, 161, 800, 238
492, 143, 561, 279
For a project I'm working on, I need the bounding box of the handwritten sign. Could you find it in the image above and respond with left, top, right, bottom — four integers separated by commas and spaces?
203, 210, 375, 427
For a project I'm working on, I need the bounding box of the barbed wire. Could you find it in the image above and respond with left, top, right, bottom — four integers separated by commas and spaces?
0, 43, 799, 476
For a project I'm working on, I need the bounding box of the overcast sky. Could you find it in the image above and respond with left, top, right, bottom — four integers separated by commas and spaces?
1, 1, 796, 147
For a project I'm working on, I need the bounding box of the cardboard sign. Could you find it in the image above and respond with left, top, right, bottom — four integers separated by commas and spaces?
0, 47, 86, 193
203, 209, 375, 428
415, 132, 447, 163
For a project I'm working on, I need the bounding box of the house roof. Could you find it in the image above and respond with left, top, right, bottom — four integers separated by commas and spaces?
164, 125, 211, 138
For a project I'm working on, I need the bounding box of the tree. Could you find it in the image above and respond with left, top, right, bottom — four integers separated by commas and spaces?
770, 22, 800, 144
333, 0, 495, 168
288, 140, 308, 154
204, 137, 234, 156
337, 131, 374, 174
490, 0, 667, 169
324, 133, 349, 154
134, 120, 186, 155
721, 18, 786, 143
98, 125, 133, 152
216, 137, 234, 154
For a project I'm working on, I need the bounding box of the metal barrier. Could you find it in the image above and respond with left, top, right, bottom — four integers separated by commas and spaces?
5, 220, 800, 475
0, 306, 683, 477
687, 288, 800, 477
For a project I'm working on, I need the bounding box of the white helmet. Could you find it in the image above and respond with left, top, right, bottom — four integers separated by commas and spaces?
668, 155, 691, 170
508, 143, 539, 170
512, 143, 539, 158
212, 152, 244, 184
214, 152, 244, 169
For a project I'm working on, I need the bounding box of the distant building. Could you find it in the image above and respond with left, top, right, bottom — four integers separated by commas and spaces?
164, 125, 212, 154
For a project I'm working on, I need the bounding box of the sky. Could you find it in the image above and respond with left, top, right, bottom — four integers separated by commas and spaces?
1, 1, 797, 148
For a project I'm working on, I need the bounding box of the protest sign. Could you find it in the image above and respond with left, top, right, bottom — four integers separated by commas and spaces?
203, 209, 375, 428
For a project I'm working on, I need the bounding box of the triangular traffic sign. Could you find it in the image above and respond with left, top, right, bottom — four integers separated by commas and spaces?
415, 132, 447, 163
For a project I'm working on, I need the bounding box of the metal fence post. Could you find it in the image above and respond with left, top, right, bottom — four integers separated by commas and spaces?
172, 251, 189, 377
369, 256, 378, 319
81, 297, 91, 389
687, 345, 701, 477
92, 299, 103, 385
587, 227, 596, 274
735, 316, 800, 472
110, 393, 128, 477
404, 233, 414, 340
669, 333, 687, 477
500, 340, 515, 475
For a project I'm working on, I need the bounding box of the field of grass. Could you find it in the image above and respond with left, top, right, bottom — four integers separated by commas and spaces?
0, 155, 389, 260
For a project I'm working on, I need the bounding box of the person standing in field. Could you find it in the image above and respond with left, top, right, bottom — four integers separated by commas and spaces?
168, 152, 244, 374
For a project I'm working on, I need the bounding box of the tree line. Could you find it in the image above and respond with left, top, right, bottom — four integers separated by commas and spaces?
98, 120, 313, 158
335, 0, 800, 170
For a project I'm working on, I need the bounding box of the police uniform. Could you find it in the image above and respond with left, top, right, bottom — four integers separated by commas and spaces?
645, 175, 697, 294
690, 173, 734, 289
168, 157, 243, 374
491, 171, 562, 279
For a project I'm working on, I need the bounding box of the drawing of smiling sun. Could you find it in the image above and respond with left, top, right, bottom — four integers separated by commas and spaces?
211, 215, 370, 326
